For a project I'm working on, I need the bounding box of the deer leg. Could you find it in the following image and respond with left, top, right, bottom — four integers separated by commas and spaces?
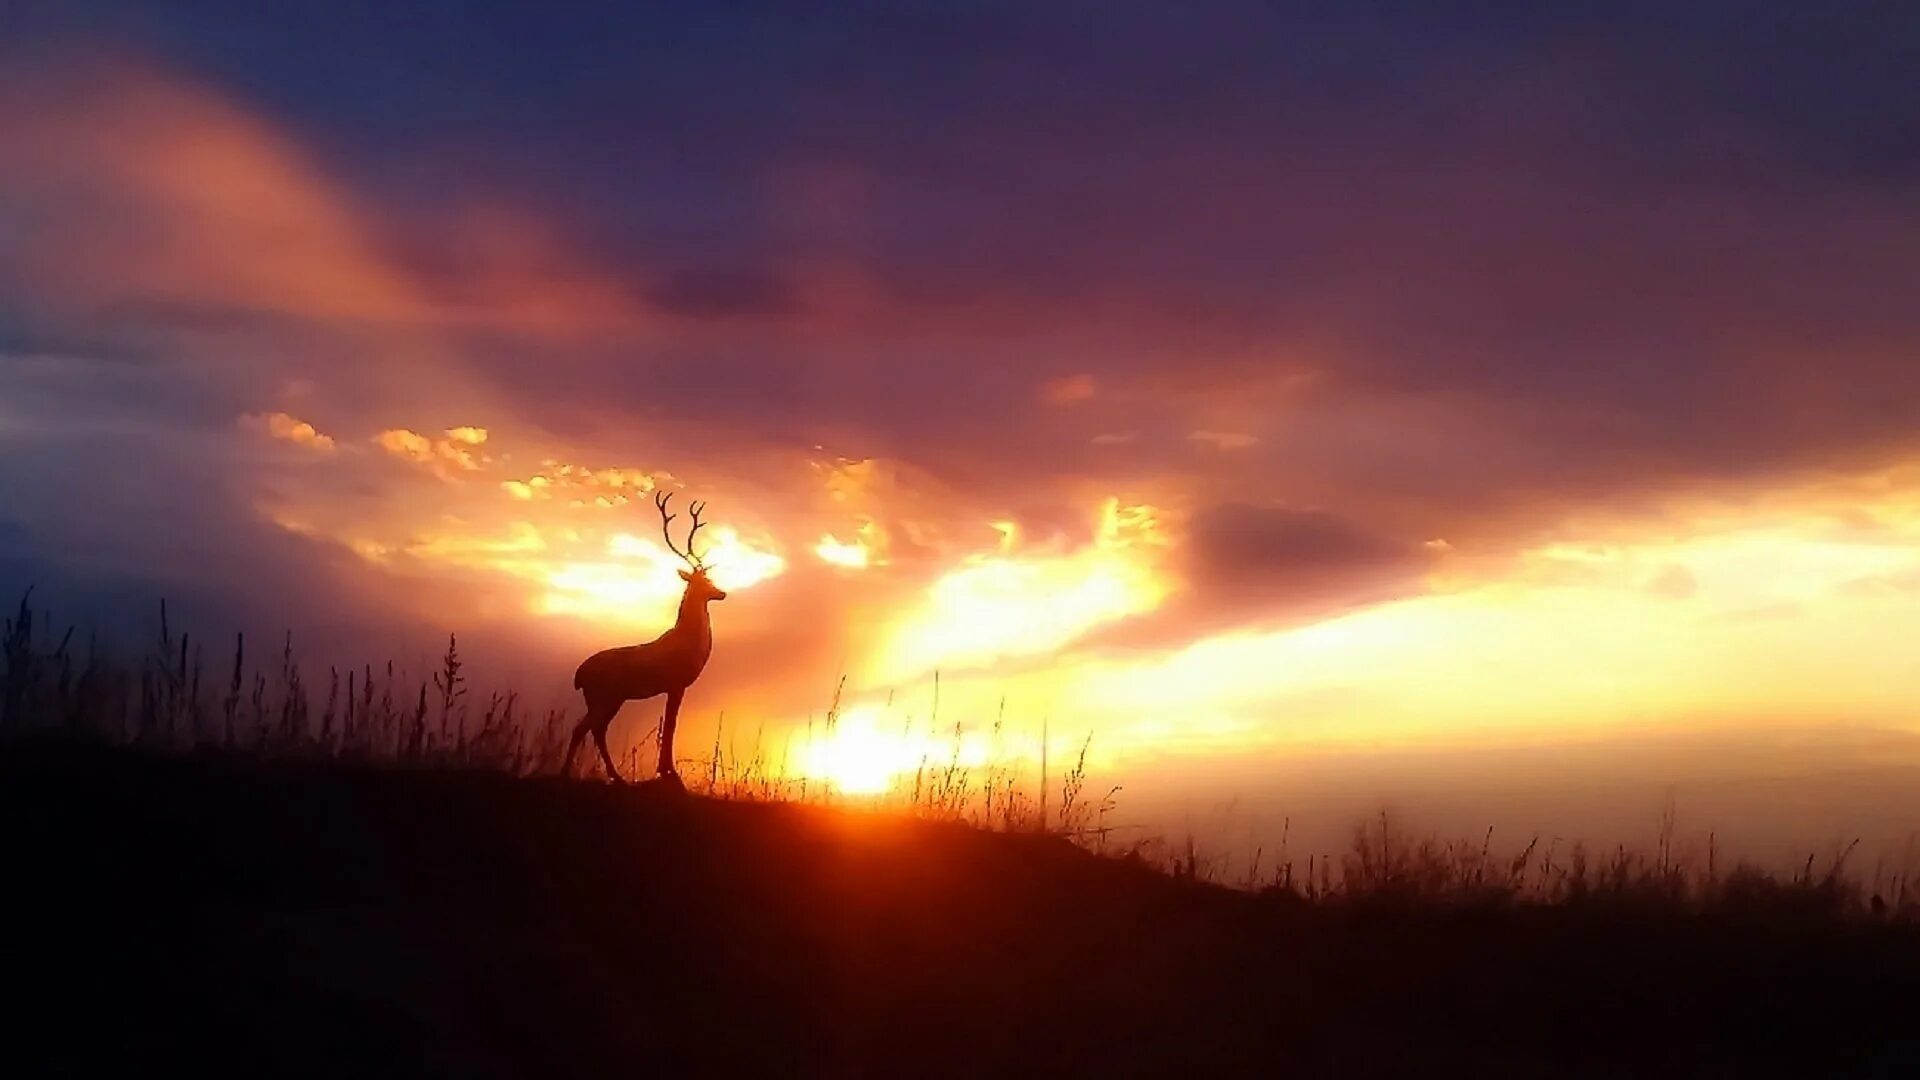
592, 720, 626, 784
656, 689, 684, 778
565, 697, 613, 779
562, 720, 588, 777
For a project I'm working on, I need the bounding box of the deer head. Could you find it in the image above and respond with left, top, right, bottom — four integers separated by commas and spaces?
654, 491, 728, 602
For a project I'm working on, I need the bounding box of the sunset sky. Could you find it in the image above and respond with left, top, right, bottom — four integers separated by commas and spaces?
4, 4, 1919, 865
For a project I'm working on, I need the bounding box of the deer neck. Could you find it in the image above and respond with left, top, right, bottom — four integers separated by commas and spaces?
675, 589, 712, 646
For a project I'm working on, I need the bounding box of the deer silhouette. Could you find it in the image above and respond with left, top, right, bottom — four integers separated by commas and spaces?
564, 491, 726, 784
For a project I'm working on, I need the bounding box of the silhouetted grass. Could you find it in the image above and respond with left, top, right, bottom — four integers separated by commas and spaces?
2, 590, 1910, 922
0, 592, 1108, 834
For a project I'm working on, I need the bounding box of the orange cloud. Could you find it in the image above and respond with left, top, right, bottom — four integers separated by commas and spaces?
501, 462, 660, 505
375, 426, 490, 477
0, 62, 426, 324
0, 60, 664, 360
374, 428, 435, 461
241, 411, 336, 452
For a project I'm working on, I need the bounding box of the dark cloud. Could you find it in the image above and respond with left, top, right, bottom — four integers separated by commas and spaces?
1179, 503, 1432, 623
1185, 504, 1429, 603
1083, 504, 1436, 656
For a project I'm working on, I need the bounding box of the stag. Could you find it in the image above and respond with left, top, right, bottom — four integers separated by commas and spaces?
564, 491, 727, 784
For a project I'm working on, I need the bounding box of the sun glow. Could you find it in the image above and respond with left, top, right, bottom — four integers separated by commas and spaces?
361, 515, 788, 629
792, 705, 1004, 795
609, 527, 786, 591
535, 528, 785, 624
815, 534, 871, 568
874, 498, 1170, 681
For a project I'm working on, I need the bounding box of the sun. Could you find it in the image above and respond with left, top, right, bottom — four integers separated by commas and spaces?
792, 704, 1010, 796
796, 708, 909, 795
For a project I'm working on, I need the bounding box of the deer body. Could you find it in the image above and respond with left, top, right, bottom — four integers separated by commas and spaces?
573, 590, 715, 701
563, 493, 727, 783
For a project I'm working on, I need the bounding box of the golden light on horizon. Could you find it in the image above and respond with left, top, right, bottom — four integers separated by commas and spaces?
1053, 505, 1920, 763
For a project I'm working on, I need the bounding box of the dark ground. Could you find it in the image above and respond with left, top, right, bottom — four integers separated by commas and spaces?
4, 743, 1919, 1077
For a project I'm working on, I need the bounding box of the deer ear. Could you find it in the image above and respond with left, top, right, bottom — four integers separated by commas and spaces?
678, 569, 692, 582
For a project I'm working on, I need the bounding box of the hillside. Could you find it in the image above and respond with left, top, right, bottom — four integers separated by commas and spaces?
5, 743, 1919, 1077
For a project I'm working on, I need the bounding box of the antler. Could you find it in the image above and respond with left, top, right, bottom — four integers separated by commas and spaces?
653, 491, 709, 570
684, 499, 708, 567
